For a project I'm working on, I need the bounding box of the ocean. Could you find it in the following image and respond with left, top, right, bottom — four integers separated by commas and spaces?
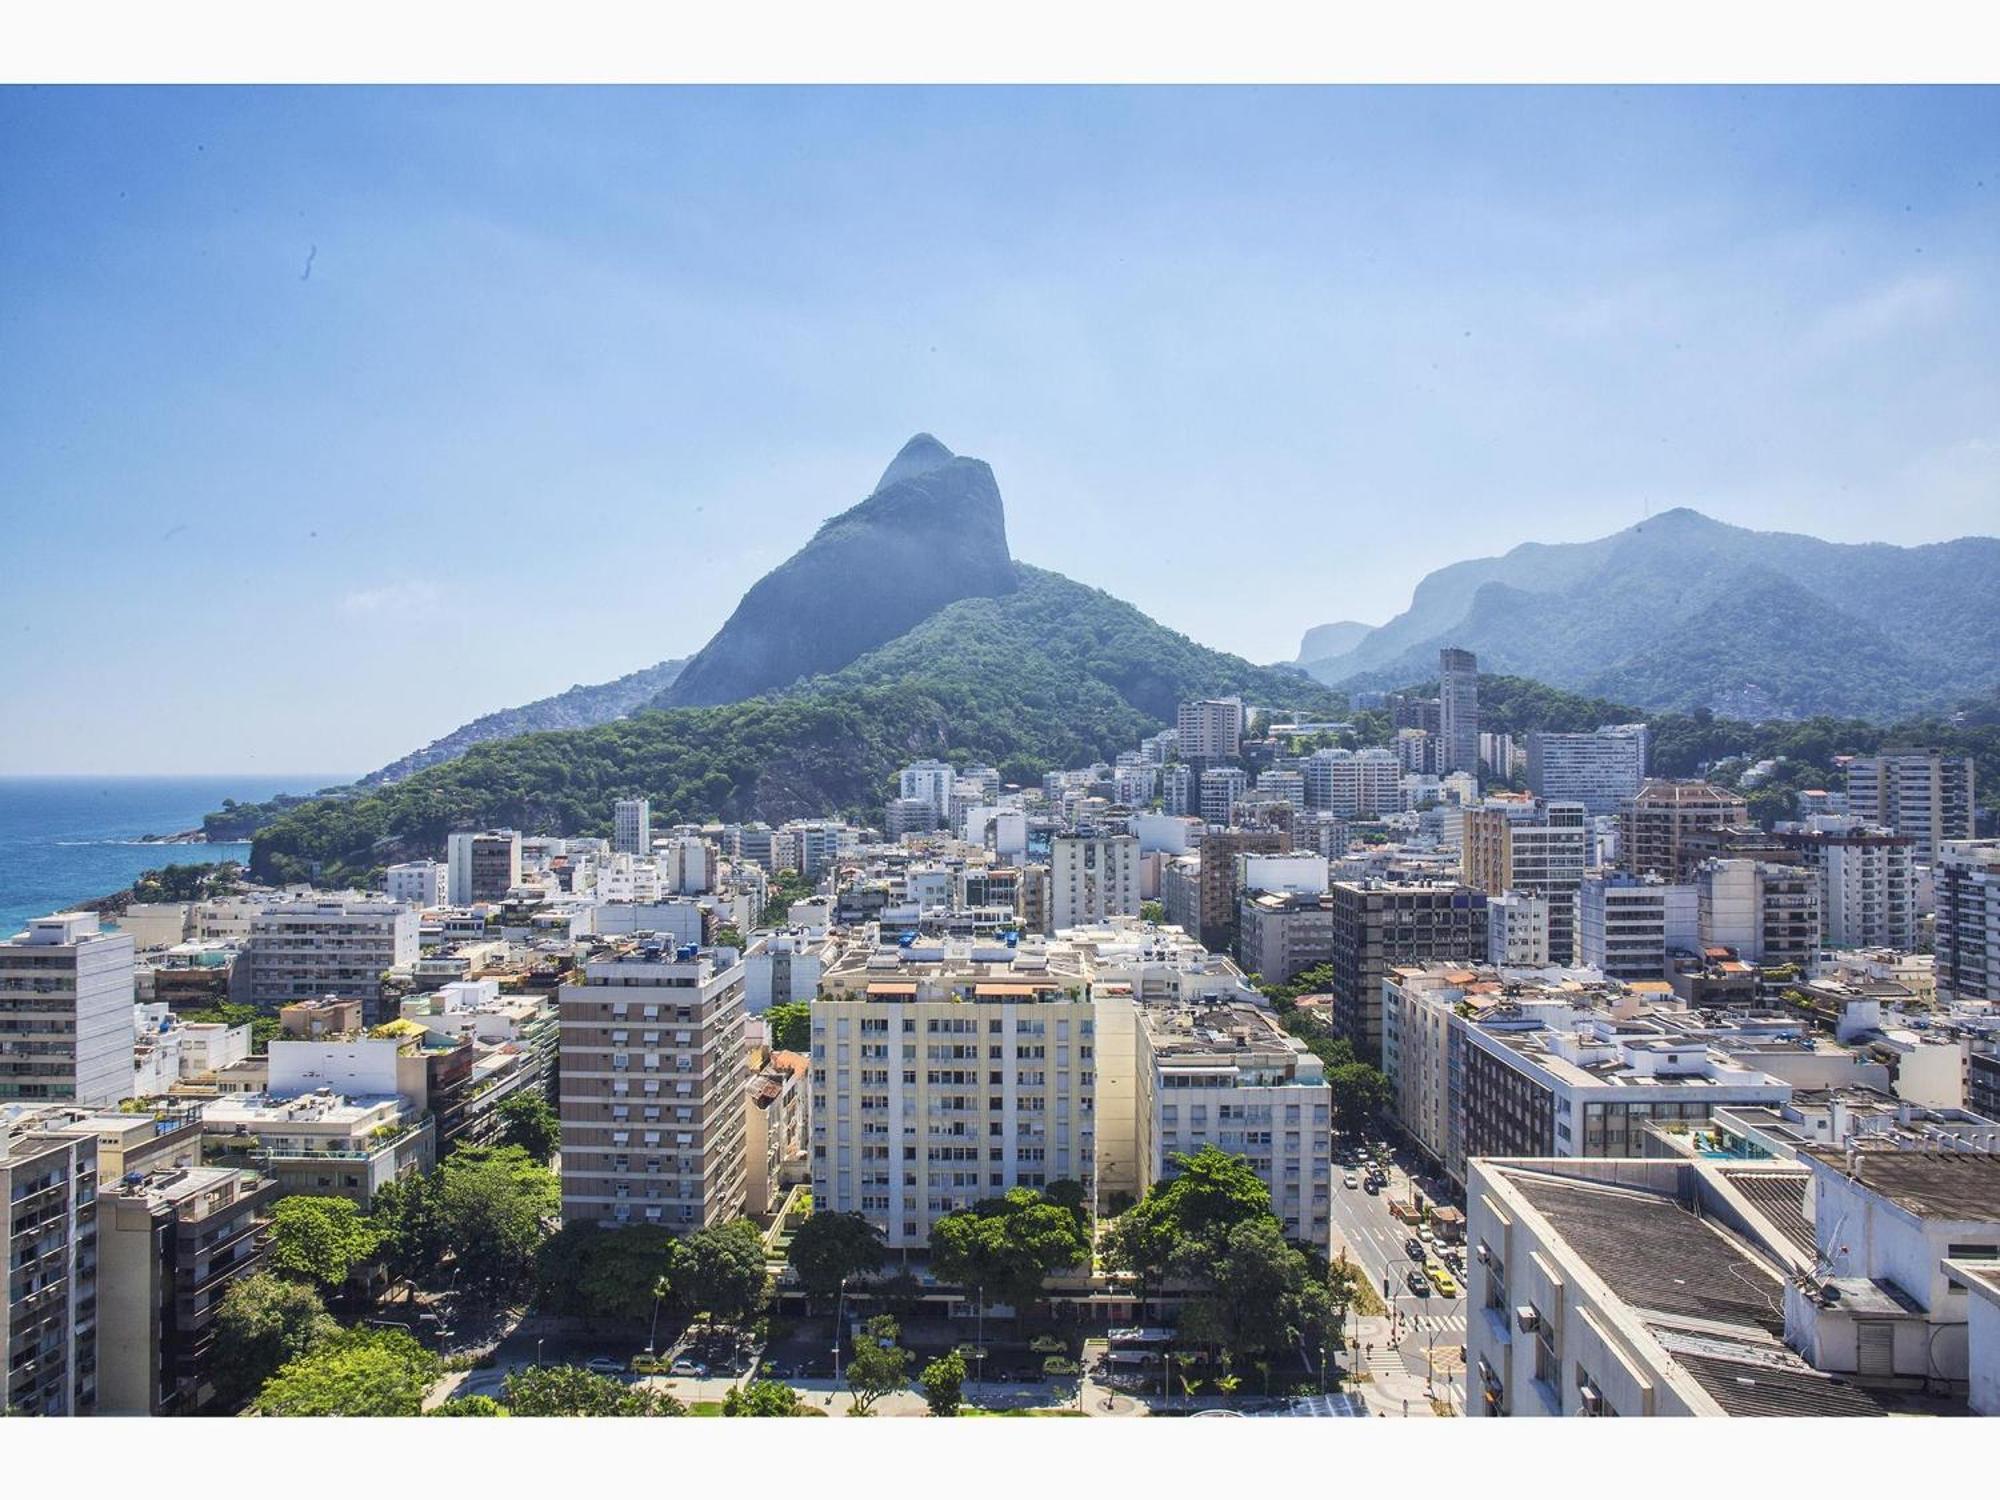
0, 775, 351, 936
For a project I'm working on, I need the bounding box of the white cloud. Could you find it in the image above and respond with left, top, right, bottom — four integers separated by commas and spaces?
339, 580, 443, 617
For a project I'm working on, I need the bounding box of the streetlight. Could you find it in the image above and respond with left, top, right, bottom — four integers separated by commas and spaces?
645, 1276, 669, 1359
535, 1336, 545, 1368
828, 1275, 848, 1406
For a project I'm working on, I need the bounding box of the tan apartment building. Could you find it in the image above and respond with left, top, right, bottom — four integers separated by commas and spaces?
1617, 779, 1750, 882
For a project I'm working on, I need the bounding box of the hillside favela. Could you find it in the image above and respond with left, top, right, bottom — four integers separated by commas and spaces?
4, 84, 1999, 1427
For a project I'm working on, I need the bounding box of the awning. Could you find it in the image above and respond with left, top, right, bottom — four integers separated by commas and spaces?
865, 982, 918, 996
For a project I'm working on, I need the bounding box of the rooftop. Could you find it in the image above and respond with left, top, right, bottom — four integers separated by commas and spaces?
1802, 1147, 2000, 1222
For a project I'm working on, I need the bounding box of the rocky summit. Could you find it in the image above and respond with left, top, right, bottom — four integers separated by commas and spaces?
659, 433, 1019, 707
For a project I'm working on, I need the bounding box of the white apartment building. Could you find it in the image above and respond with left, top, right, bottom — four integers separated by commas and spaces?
1577, 873, 1698, 981
1789, 817, 1917, 952
1846, 750, 1975, 864
1487, 892, 1551, 968
1199, 767, 1248, 827
1303, 747, 1401, 818
1938, 840, 2000, 1004
899, 759, 957, 820
1177, 697, 1245, 760
0, 1107, 100, 1414
384, 859, 447, 910
1051, 834, 1140, 932
811, 932, 1096, 1249
229, 900, 419, 1012
0, 912, 136, 1108
743, 930, 833, 1016
559, 940, 749, 1229
1525, 725, 1649, 816
613, 798, 652, 856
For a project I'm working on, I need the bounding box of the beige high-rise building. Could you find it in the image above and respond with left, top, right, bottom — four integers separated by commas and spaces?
1846, 750, 1975, 865
559, 940, 749, 1229
1618, 779, 1750, 882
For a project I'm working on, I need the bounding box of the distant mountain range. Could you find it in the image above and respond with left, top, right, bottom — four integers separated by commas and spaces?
1295, 620, 1372, 664
1299, 508, 2000, 720
247, 437, 1333, 882
359, 658, 687, 786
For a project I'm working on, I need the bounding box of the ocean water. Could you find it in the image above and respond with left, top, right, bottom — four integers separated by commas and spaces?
0, 775, 350, 936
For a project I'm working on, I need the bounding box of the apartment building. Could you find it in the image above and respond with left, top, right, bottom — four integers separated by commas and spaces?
1846, 749, 1976, 864
201, 1091, 434, 1205
1328, 879, 1489, 1065
0, 1105, 100, 1414
744, 1049, 810, 1219
0, 911, 137, 1108
1238, 891, 1334, 984
96, 1163, 275, 1414
1695, 859, 1822, 968
1134, 1000, 1332, 1249
1438, 647, 1480, 776
1781, 817, 1917, 951
229, 900, 419, 1014
1463, 800, 1588, 965
384, 859, 447, 910
1188, 828, 1290, 954
1577, 873, 1698, 982
1486, 892, 1551, 968
1525, 724, 1649, 815
1303, 747, 1402, 818
1199, 766, 1248, 827
811, 931, 1095, 1249
447, 830, 522, 904
1050, 834, 1140, 932
1617, 780, 1750, 881
612, 798, 652, 856
1937, 840, 2000, 1004
1177, 697, 1245, 761
559, 940, 749, 1230
898, 759, 957, 820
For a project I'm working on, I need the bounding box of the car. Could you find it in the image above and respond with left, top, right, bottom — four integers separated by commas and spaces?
1363, 1179, 1381, 1195
584, 1357, 625, 1376
1418, 1226, 1435, 1243
1405, 1237, 1425, 1261
1343, 1172, 1359, 1189
670, 1358, 709, 1377
1429, 1267, 1460, 1298
1406, 1270, 1431, 1296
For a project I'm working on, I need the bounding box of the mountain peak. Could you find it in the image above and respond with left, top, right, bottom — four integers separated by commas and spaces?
875, 432, 957, 493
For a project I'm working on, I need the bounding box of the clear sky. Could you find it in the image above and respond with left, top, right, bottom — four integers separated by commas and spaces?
2, 86, 1995, 775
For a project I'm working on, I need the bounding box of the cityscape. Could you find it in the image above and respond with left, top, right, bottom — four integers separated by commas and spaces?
4, 75, 1999, 1436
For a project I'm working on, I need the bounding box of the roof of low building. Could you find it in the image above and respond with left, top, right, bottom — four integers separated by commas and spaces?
1803, 1147, 2000, 1222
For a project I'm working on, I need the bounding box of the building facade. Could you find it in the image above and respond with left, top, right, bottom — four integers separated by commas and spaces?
0, 911, 136, 1108
1618, 780, 1751, 882
1525, 725, 1649, 815
1846, 750, 1976, 864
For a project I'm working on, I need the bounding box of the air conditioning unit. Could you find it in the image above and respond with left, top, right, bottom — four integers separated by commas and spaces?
1475, 1241, 1491, 1263
1516, 1306, 1540, 1332
1579, 1384, 1602, 1415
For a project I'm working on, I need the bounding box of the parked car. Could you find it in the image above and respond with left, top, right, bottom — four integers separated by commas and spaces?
585, 1357, 625, 1376
670, 1358, 709, 1377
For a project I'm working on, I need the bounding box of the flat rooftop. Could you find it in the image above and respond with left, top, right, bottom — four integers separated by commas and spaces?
1803, 1148, 2000, 1222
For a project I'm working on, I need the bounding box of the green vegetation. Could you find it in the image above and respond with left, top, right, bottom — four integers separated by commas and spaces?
844, 1314, 911, 1415
672, 1218, 768, 1326
722, 1379, 813, 1416
430, 1394, 510, 1416
1140, 899, 1167, 924
534, 1218, 767, 1327
921, 1349, 967, 1416
927, 1185, 1091, 1317
785, 1209, 886, 1306
500, 1365, 686, 1417
1256, 967, 1389, 1134
368, 1145, 559, 1300
127, 860, 241, 904
171, 1000, 282, 1049
761, 869, 819, 925
495, 1090, 560, 1163
766, 1000, 811, 1053
209, 1272, 337, 1409
267, 1196, 380, 1290
250, 1327, 440, 1416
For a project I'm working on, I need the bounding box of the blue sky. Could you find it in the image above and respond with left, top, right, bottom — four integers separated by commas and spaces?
2, 86, 1995, 775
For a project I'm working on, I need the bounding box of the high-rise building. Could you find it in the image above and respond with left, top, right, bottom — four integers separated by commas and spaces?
384, 859, 447, 910
558, 940, 749, 1230
447, 830, 522, 904
1192, 828, 1290, 953
1462, 801, 1589, 965
1303, 747, 1401, 817
613, 798, 652, 856
1526, 725, 1650, 815
1779, 817, 1916, 952
1199, 766, 1248, 826
1846, 750, 1976, 864
1695, 860, 1821, 968
1618, 780, 1750, 881
1936, 840, 2000, 1004
1486, 892, 1551, 967
1577, 873, 1698, 981
1328, 880, 1489, 1064
1161, 762, 1195, 817
0, 1108, 99, 1414
1051, 835, 1141, 932
898, 759, 957, 820
1438, 647, 1480, 775
229, 901, 419, 1013
1176, 697, 1246, 761
0, 911, 136, 1107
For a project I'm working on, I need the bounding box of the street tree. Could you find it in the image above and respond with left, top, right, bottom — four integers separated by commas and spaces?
1101, 1145, 1269, 1286
502, 1364, 686, 1416
844, 1315, 910, 1415
368, 1170, 446, 1285
434, 1145, 559, 1297
928, 1188, 1089, 1318
495, 1091, 560, 1162
209, 1271, 337, 1409
250, 1327, 439, 1417
787, 1210, 885, 1306
674, 1218, 768, 1326
536, 1222, 677, 1324
920, 1349, 966, 1417
721, 1379, 809, 1416
267, 1195, 380, 1291
430, 1394, 510, 1416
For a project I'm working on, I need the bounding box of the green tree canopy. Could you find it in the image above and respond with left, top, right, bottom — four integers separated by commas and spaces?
368, 1170, 446, 1285
501, 1365, 685, 1417
208, 1271, 337, 1409
430, 1394, 510, 1416
674, 1218, 768, 1326
928, 1187, 1090, 1315
267, 1195, 380, 1290
495, 1091, 560, 1163
250, 1327, 439, 1417
1102, 1145, 1271, 1286
433, 1145, 559, 1296
844, 1315, 910, 1415
536, 1222, 678, 1323
787, 1210, 886, 1304
920, 1349, 966, 1417
721, 1378, 809, 1416
766, 1001, 811, 1053
1177, 1216, 1334, 1361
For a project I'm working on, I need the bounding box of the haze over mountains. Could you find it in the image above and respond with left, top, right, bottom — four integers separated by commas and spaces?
1298, 508, 2000, 721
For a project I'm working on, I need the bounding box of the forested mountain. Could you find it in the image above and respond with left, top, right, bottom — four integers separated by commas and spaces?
1302, 508, 2000, 719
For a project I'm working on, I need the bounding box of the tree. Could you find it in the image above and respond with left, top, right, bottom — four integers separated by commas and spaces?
844, 1315, 910, 1415
430, 1393, 510, 1416
920, 1349, 966, 1417
766, 1001, 811, 1053
674, 1219, 768, 1327
368, 1170, 446, 1285
251, 1327, 439, 1416
536, 1222, 677, 1324
929, 1188, 1089, 1318
1102, 1146, 1270, 1287
721, 1379, 808, 1416
1178, 1216, 1333, 1362
495, 1091, 560, 1163
1140, 900, 1166, 924
787, 1210, 886, 1305
1328, 1062, 1390, 1136
501, 1364, 685, 1416
208, 1271, 336, 1409
433, 1145, 559, 1296
267, 1195, 380, 1290
712, 925, 745, 949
